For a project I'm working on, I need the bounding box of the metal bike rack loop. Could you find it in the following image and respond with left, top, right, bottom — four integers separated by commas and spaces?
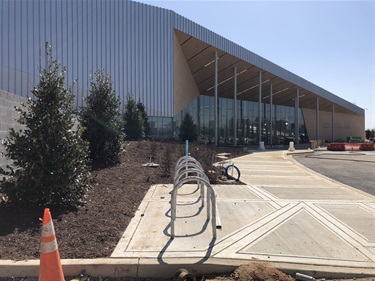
170, 156, 217, 239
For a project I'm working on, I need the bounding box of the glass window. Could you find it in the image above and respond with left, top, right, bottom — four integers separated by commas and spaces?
173, 94, 309, 145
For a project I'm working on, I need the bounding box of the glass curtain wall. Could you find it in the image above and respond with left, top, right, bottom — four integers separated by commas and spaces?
174, 94, 308, 145
149, 116, 173, 139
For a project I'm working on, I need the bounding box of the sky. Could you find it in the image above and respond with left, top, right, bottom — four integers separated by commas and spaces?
139, 0, 375, 130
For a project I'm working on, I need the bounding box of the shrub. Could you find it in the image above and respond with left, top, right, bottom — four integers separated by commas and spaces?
137, 101, 150, 138
80, 69, 123, 165
365, 129, 375, 140
0, 52, 90, 206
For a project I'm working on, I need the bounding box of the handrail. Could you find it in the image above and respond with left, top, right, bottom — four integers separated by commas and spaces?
170, 156, 217, 239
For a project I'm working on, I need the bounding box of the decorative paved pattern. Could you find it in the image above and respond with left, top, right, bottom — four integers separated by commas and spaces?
111, 151, 375, 271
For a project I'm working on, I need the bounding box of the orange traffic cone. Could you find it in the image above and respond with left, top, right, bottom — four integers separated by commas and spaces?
39, 208, 65, 281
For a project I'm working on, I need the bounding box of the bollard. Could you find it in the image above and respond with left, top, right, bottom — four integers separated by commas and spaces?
259, 141, 265, 150
288, 141, 295, 151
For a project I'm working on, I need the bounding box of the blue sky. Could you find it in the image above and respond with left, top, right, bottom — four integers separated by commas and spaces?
139, 0, 375, 130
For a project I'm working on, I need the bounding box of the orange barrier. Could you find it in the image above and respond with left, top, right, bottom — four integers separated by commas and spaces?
327, 143, 345, 151
359, 143, 375, 151
327, 143, 374, 151
344, 143, 361, 151
39, 208, 65, 281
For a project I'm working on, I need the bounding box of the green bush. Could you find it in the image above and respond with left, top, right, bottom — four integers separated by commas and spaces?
137, 101, 150, 138
0, 53, 90, 206
80, 69, 123, 165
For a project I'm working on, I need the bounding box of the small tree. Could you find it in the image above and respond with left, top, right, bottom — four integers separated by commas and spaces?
365, 129, 375, 140
0, 53, 90, 206
137, 101, 150, 138
123, 95, 144, 140
80, 69, 122, 165
179, 112, 198, 142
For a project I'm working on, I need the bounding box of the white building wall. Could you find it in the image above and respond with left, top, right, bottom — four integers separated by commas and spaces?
302, 108, 365, 142
173, 32, 200, 115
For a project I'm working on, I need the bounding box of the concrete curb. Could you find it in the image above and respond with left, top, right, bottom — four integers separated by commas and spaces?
285, 149, 315, 155
1, 258, 375, 279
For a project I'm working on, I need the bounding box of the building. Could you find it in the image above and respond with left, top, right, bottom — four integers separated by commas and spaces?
0, 0, 365, 151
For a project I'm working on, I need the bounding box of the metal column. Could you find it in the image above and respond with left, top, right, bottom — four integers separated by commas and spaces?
214, 51, 218, 146
258, 71, 262, 147
294, 88, 300, 145
234, 66, 237, 146
270, 84, 273, 146
332, 104, 335, 142
316, 97, 320, 140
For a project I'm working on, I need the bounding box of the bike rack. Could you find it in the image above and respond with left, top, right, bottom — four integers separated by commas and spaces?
173, 156, 206, 206
212, 152, 241, 181
171, 156, 217, 239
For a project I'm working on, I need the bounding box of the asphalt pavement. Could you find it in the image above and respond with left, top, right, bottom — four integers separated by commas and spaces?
293, 151, 375, 196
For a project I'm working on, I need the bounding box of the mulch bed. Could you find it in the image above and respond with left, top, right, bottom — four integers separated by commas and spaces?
0, 141, 246, 260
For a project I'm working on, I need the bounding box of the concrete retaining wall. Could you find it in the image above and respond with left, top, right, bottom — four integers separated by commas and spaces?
0, 90, 27, 170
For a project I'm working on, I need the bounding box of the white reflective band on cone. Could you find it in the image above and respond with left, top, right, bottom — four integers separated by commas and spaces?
41, 220, 55, 237
40, 239, 58, 253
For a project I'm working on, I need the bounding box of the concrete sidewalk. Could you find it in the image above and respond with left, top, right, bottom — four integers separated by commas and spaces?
111, 150, 375, 275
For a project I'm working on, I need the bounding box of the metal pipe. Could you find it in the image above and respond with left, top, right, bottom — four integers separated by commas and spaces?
214, 51, 218, 146
258, 71, 262, 146
316, 97, 319, 140
295, 88, 300, 145
234, 66, 237, 146
206, 186, 211, 220
200, 182, 204, 207
332, 104, 335, 142
270, 84, 273, 146
211, 190, 217, 238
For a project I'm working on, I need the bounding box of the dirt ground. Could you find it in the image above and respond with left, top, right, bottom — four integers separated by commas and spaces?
0, 141, 245, 261
1, 143, 374, 281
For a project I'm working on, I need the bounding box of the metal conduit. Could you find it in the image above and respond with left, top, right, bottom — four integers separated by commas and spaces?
171, 156, 217, 239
